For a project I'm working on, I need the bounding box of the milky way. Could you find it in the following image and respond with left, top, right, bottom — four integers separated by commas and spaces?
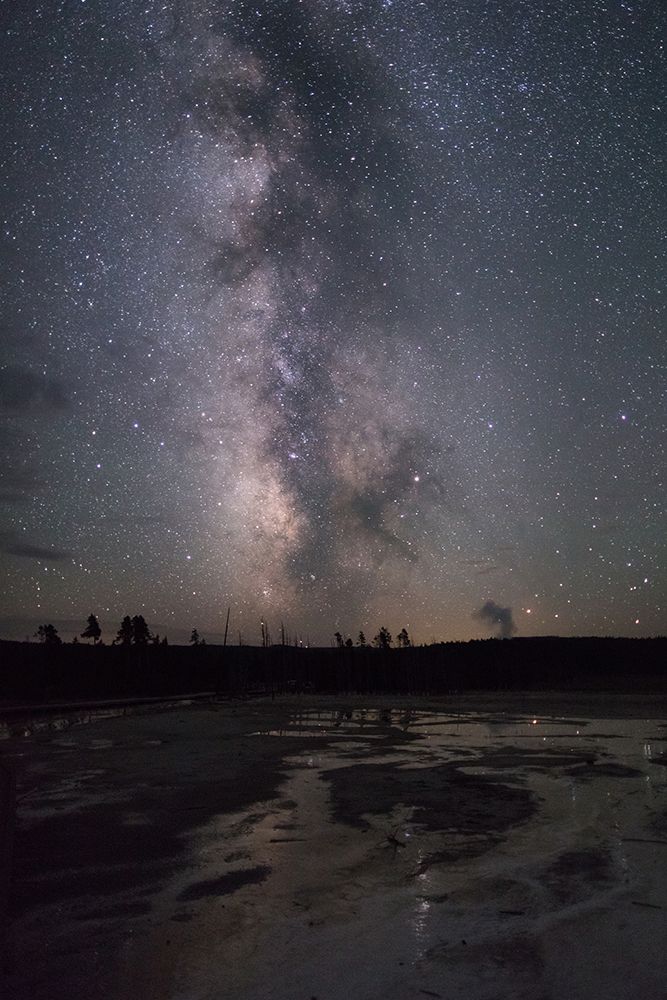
1, 1, 664, 643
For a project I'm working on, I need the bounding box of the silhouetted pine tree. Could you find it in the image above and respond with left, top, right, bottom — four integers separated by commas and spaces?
81, 614, 102, 644
115, 616, 133, 645
131, 615, 151, 645
373, 627, 392, 649
35, 624, 62, 645
397, 628, 411, 648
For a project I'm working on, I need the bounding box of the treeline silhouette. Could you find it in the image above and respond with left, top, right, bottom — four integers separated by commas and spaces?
28, 615, 412, 650
0, 635, 665, 703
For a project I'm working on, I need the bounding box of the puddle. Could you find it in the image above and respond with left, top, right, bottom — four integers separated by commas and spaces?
4, 700, 667, 1000
178, 865, 271, 901
0, 707, 132, 740
250, 728, 384, 739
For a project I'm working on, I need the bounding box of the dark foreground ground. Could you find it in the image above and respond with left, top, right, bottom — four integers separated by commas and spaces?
2, 692, 666, 999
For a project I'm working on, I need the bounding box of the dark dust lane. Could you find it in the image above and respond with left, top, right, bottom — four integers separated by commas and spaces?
2, 697, 666, 1000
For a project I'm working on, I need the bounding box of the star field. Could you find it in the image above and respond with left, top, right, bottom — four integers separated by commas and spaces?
1, 1, 664, 643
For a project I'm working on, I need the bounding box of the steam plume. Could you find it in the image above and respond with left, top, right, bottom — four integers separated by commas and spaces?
474, 600, 516, 639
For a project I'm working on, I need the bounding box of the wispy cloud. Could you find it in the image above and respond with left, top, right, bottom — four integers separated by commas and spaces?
0, 535, 71, 561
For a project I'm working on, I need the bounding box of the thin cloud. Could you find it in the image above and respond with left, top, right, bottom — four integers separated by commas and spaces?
1, 538, 71, 561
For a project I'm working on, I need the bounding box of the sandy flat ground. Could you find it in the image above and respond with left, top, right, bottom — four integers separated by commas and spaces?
2, 693, 667, 999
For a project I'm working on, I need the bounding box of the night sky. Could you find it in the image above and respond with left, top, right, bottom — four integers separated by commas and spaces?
1, 1, 664, 644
